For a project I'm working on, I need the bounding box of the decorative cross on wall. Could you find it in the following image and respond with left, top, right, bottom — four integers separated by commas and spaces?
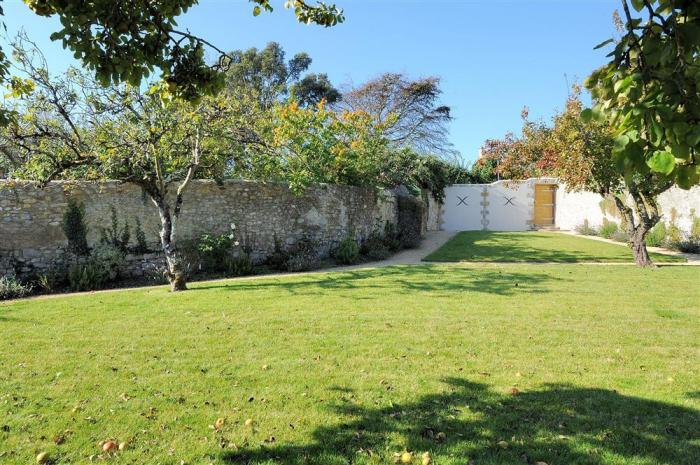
457, 195, 469, 206
503, 196, 516, 206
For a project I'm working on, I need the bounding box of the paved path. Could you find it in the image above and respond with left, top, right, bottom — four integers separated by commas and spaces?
8, 229, 698, 303
340, 230, 457, 269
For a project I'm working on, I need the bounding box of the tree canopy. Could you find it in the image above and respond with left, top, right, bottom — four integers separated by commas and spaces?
0, 0, 344, 124
584, 0, 700, 189
224, 42, 340, 109
478, 108, 557, 181
339, 73, 456, 157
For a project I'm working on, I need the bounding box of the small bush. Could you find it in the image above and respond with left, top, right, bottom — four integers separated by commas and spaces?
132, 217, 150, 254
360, 230, 392, 261
225, 253, 254, 276
691, 213, 700, 240
62, 198, 89, 256
598, 219, 619, 239
68, 244, 126, 292
266, 237, 321, 272
667, 238, 700, 254
610, 230, 630, 243
91, 244, 126, 282
267, 238, 290, 271
68, 263, 107, 292
645, 222, 667, 247
35, 273, 57, 294
575, 219, 598, 236
285, 238, 321, 272
382, 221, 402, 252
197, 234, 235, 272
666, 223, 683, 244
34, 253, 72, 293
333, 236, 360, 265
0, 275, 33, 300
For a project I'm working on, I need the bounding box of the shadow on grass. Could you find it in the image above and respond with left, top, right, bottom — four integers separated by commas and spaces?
424, 231, 681, 263
223, 378, 700, 465
0, 313, 35, 323
192, 265, 567, 297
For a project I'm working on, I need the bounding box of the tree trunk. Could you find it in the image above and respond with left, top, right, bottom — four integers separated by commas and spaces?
154, 197, 189, 291
612, 184, 660, 268
630, 225, 654, 267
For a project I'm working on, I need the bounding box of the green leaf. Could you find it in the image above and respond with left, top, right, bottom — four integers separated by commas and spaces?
647, 150, 675, 175
670, 142, 690, 161
580, 108, 593, 122
686, 126, 700, 147
613, 75, 633, 93
613, 134, 630, 152
593, 38, 615, 50
676, 165, 700, 189
649, 118, 664, 146
630, 0, 645, 12
253, 6, 261, 16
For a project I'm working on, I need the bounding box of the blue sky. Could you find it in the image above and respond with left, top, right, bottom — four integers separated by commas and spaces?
4, 0, 619, 163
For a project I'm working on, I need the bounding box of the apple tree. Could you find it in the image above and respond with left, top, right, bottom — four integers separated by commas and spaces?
583, 0, 700, 265
3, 36, 254, 291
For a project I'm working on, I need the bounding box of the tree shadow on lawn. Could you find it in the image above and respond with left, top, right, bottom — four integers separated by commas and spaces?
223, 378, 700, 465
193, 265, 567, 298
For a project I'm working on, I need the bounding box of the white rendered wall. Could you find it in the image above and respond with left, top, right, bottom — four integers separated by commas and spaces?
487, 180, 534, 231
555, 185, 700, 234
658, 186, 700, 233
438, 179, 699, 234
555, 189, 609, 230
442, 185, 485, 230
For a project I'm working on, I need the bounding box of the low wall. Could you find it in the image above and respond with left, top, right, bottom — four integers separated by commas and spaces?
431, 178, 699, 234
556, 185, 700, 233
439, 178, 558, 231
0, 180, 398, 277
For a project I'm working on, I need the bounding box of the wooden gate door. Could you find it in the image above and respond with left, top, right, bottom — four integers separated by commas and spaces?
533, 184, 556, 227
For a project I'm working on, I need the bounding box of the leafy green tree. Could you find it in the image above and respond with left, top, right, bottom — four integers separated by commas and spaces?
262, 101, 392, 192
258, 100, 470, 202
584, 0, 699, 187
551, 91, 619, 197
291, 73, 341, 107
3, 37, 254, 291
549, 92, 664, 266
224, 42, 340, 109
583, 0, 700, 265
0, 0, 344, 123
468, 157, 498, 183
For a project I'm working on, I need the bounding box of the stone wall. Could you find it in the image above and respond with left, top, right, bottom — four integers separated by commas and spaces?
0, 180, 398, 277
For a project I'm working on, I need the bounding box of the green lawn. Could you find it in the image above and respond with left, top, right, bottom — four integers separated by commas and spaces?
1, 264, 699, 465
423, 231, 687, 263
